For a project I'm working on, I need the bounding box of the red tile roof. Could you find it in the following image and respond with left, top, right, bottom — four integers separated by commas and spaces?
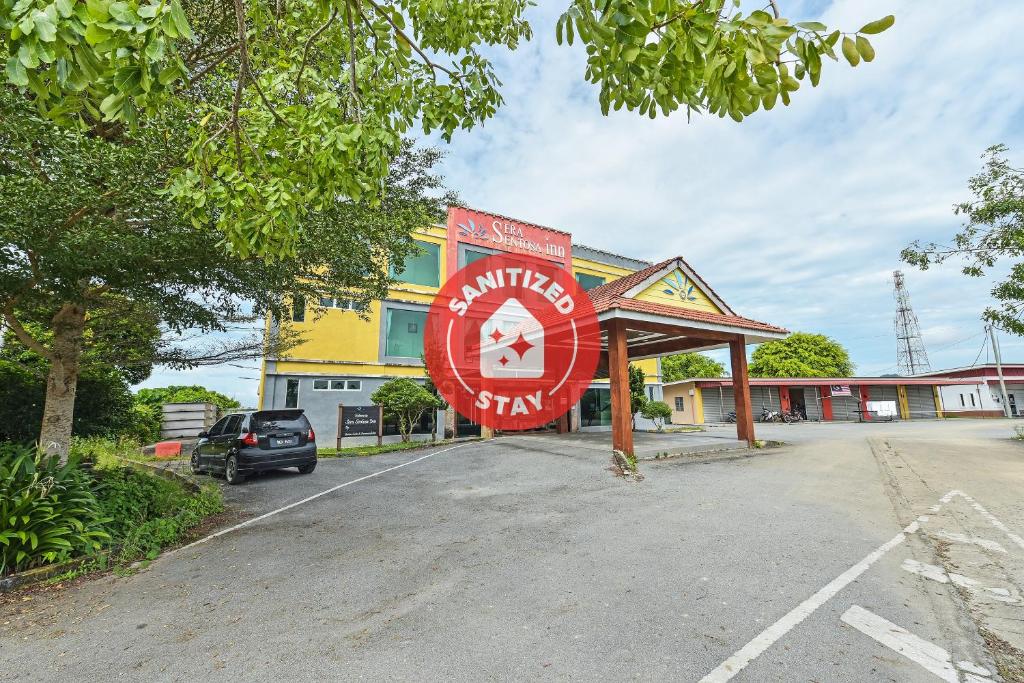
586, 256, 787, 336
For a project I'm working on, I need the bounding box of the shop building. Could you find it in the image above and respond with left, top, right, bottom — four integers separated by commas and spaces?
663, 370, 1016, 424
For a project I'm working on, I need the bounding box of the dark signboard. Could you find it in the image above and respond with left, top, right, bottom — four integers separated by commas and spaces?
339, 405, 382, 439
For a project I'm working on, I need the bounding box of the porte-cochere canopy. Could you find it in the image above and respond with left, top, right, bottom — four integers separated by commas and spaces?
585, 256, 788, 454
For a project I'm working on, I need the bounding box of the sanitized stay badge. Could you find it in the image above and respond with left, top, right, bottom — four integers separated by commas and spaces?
424, 253, 601, 431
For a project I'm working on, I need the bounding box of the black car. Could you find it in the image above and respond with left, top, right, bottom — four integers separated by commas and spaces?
191, 409, 317, 484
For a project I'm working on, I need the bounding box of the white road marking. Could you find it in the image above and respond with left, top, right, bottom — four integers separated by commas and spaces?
175, 442, 473, 552
901, 559, 1020, 604
933, 530, 1007, 554
964, 499, 1024, 552
902, 558, 949, 583
697, 529, 909, 682
840, 605, 991, 682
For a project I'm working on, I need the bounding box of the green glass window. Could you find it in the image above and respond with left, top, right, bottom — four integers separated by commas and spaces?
575, 272, 606, 291
390, 240, 440, 287
464, 248, 491, 266
580, 388, 612, 427
385, 308, 426, 358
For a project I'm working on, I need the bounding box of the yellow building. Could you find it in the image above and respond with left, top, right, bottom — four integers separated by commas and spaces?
258, 207, 665, 440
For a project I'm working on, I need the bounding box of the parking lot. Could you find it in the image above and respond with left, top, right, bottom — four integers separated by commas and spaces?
2, 420, 1022, 681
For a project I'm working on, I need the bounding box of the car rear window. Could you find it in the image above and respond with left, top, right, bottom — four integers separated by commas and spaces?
250, 411, 310, 433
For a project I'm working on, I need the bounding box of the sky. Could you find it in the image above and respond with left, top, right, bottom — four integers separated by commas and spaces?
140, 0, 1024, 406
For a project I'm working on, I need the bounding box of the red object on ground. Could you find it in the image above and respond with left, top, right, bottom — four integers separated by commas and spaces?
154, 441, 182, 459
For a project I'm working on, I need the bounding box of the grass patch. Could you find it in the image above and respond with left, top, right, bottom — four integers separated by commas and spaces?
318, 439, 452, 458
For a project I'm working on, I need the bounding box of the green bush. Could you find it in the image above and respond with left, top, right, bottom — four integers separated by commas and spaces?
641, 400, 673, 432
135, 385, 241, 412
371, 378, 441, 442
0, 444, 110, 576
0, 361, 140, 444
90, 462, 224, 564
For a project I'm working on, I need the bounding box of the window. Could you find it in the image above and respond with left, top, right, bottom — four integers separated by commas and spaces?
575, 272, 606, 292
223, 414, 243, 435
390, 240, 440, 287
674, 397, 685, 411
580, 388, 613, 427
319, 298, 366, 312
385, 308, 426, 358
285, 379, 300, 408
464, 248, 491, 266
292, 295, 305, 322
207, 416, 230, 437
960, 394, 966, 407
313, 379, 363, 391
970, 393, 977, 407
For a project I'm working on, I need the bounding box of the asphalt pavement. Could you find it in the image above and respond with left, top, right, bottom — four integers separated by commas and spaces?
2, 420, 1022, 681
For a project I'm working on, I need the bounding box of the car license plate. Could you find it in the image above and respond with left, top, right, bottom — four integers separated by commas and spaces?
272, 436, 298, 447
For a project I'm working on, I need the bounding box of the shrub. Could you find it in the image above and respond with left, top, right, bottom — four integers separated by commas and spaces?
90, 464, 224, 563
0, 444, 110, 576
0, 361, 138, 443
135, 385, 241, 412
641, 401, 673, 432
371, 378, 442, 442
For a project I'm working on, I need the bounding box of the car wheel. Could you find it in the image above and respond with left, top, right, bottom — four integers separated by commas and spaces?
225, 454, 245, 485
190, 449, 205, 475
297, 461, 316, 475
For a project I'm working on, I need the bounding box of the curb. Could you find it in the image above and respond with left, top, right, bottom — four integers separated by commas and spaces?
0, 556, 97, 593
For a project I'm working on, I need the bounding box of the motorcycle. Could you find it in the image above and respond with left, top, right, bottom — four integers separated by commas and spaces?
759, 408, 782, 423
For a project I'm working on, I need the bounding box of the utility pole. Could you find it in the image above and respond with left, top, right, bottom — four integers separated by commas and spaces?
893, 271, 931, 374
988, 324, 1012, 418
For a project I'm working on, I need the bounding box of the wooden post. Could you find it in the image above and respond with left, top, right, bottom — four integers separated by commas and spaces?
377, 405, 383, 446
607, 318, 634, 456
729, 337, 755, 446
342, 403, 350, 450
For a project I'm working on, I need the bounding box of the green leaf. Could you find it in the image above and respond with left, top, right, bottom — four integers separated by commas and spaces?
622, 46, 640, 62
796, 21, 827, 31
55, 0, 74, 18
6, 57, 30, 86
168, 0, 193, 40
856, 36, 875, 62
859, 15, 895, 35
841, 36, 860, 66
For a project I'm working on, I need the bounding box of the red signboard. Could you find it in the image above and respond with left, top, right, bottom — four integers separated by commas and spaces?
446, 207, 572, 278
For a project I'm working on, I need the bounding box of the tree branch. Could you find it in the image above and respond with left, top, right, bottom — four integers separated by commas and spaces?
296, 8, 338, 98
2, 306, 54, 361
363, 0, 458, 81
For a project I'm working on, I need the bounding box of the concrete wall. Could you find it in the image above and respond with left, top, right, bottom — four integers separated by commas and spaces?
662, 383, 699, 424
938, 382, 1003, 417
263, 372, 430, 447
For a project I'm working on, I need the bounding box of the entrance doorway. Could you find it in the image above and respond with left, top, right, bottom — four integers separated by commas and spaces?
1009, 394, 1018, 417
789, 388, 807, 419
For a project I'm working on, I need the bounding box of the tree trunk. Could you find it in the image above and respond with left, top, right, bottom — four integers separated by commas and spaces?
39, 304, 87, 461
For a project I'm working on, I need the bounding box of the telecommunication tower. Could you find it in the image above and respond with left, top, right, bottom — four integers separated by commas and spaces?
893, 270, 931, 374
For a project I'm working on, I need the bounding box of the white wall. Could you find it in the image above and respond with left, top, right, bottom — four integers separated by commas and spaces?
938, 383, 1001, 413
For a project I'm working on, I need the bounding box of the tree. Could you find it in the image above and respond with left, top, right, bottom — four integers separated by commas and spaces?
0, 90, 448, 457
135, 385, 242, 412
371, 378, 441, 443
661, 353, 726, 382
749, 332, 853, 378
628, 363, 648, 430
640, 400, 672, 432
2, 1, 892, 257
902, 145, 1024, 335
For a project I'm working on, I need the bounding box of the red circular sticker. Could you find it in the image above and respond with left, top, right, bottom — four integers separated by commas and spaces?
425, 253, 601, 431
